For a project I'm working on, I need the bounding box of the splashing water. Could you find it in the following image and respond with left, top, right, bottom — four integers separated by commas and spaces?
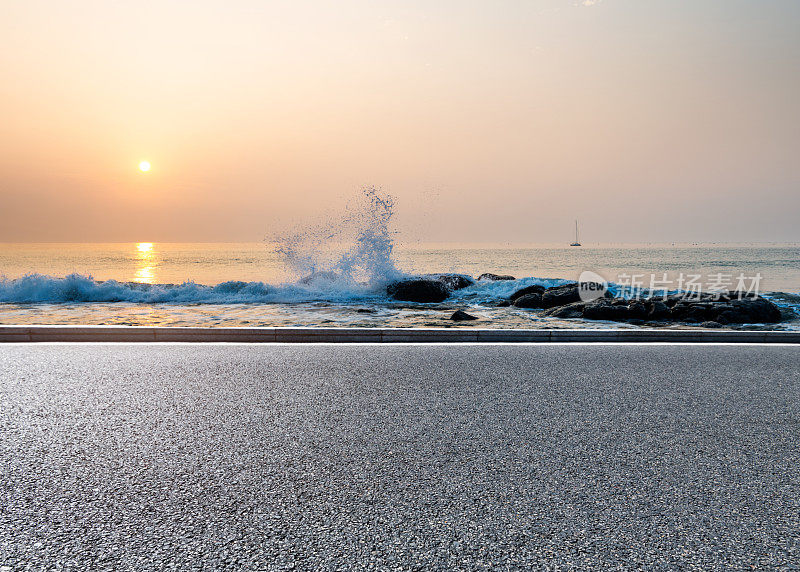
270, 188, 402, 287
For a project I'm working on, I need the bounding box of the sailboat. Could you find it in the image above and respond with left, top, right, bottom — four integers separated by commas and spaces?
570, 220, 581, 247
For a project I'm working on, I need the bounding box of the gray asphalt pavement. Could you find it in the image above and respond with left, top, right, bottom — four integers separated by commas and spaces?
1, 343, 799, 570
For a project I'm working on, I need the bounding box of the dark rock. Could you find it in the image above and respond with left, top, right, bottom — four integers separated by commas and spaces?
646, 300, 670, 320
509, 284, 546, 302
387, 279, 450, 303
628, 301, 648, 319
581, 298, 650, 322
669, 301, 708, 322
571, 292, 783, 325
427, 274, 475, 291
583, 298, 634, 322
478, 273, 516, 281
715, 298, 782, 324
668, 302, 688, 319
700, 321, 723, 328
542, 302, 585, 319
689, 292, 724, 303
356, 308, 375, 314
495, 300, 512, 307
387, 273, 477, 303
727, 290, 759, 300
686, 304, 715, 323
664, 293, 686, 307
659, 296, 781, 324
450, 310, 478, 321
513, 293, 543, 308
541, 283, 580, 308
779, 306, 797, 321
696, 293, 731, 303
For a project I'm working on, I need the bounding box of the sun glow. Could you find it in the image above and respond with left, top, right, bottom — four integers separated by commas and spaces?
138, 161, 151, 172
134, 242, 156, 283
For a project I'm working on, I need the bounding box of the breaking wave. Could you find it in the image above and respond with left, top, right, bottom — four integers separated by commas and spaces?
1, 271, 795, 311
0, 273, 565, 305
0, 274, 384, 304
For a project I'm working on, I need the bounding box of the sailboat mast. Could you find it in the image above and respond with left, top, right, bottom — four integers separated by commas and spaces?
570, 219, 581, 246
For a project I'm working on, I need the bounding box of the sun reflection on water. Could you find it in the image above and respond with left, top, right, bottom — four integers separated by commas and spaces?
134, 242, 157, 284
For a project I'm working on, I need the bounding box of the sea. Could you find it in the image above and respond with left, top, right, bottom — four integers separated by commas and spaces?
0, 187, 796, 330
1, 241, 799, 330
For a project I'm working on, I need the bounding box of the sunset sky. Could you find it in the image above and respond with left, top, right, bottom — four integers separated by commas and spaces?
2, 0, 799, 243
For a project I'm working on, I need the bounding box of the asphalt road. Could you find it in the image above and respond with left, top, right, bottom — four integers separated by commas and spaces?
1, 343, 798, 570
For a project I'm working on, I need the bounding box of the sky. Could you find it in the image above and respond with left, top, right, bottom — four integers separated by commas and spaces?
1, 0, 799, 243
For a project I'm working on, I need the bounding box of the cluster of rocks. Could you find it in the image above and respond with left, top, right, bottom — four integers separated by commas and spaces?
386, 274, 785, 326
504, 282, 782, 325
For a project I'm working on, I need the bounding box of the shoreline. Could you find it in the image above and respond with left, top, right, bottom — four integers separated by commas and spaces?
1, 325, 799, 343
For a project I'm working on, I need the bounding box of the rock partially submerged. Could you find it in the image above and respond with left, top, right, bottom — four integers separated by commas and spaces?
478, 273, 516, 281
387, 274, 474, 303
509, 284, 546, 304
387, 273, 786, 325
669, 296, 782, 324
510, 283, 607, 309
451, 309, 478, 321
542, 302, 585, 319
428, 274, 475, 291
513, 293, 543, 308
541, 283, 583, 308
387, 279, 450, 303
505, 283, 784, 325
535, 291, 781, 325
582, 298, 646, 321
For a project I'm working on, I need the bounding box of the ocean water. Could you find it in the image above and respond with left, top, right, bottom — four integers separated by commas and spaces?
1, 241, 799, 330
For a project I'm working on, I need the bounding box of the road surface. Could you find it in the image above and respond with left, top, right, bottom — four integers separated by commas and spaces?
1, 343, 798, 570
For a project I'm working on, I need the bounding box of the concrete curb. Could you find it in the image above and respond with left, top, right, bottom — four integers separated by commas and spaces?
0, 326, 798, 343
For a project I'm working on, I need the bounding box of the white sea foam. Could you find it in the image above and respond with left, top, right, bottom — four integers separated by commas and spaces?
0, 273, 566, 305
0, 274, 377, 304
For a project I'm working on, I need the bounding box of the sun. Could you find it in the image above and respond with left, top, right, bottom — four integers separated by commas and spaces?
138, 160, 151, 172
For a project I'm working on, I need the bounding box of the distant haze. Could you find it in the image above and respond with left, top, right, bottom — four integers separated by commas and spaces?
1, 0, 799, 243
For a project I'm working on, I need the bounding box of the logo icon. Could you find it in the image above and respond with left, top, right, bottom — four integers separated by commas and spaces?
578, 270, 608, 302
